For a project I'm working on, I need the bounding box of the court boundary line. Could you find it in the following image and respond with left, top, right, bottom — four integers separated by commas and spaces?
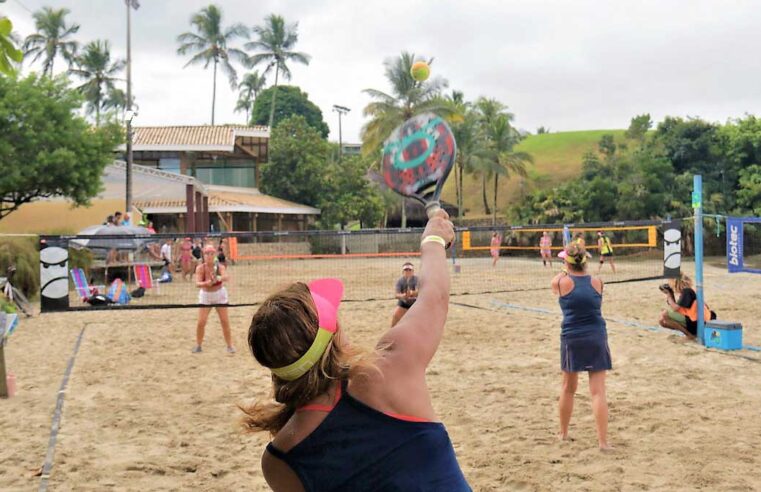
38, 325, 87, 492
483, 298, 761, 357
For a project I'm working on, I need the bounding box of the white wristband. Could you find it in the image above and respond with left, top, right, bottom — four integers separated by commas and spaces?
421, 235, 447, 248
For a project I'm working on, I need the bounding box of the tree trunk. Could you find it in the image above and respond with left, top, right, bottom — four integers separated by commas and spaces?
482, 175, 491, 215
454, 158, 461, 218
211, 60, 217, 125
459, 158, 465, 217
96, 96, 100, 127
493, 174, 499, 226
268, 68, 280, 131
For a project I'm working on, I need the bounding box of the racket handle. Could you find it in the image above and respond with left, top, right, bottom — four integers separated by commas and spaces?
425, 201, 442, 219
424, 201, 453, 249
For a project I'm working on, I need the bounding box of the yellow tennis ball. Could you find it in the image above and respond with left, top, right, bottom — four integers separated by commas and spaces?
410, 61, 430, 82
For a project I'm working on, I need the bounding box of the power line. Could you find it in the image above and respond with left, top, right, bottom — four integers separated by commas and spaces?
11, 0, 33, 14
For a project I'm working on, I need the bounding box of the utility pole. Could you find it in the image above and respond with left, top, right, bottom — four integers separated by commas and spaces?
125, 0, 140, 216
332, 105, 350, 160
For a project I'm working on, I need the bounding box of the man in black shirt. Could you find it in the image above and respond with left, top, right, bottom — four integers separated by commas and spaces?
391, 262, 419, 327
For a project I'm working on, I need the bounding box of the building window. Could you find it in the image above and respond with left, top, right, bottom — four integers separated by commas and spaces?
189, 159, 256, 187
159, 158, 181, 174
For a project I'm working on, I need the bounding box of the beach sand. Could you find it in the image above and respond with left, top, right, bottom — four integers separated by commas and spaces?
2, 263, 761, 490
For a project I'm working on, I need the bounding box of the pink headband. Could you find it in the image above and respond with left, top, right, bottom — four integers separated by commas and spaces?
307, 278, 343, 333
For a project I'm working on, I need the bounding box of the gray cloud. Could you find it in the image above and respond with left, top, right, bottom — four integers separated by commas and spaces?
5, 0, 761, 142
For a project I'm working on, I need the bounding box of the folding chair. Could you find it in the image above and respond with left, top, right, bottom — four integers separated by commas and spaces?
134, 264, 159, 294
70, 268, 103, 302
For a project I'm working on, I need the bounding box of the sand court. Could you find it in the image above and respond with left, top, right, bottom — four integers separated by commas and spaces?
2, 263, 761, 490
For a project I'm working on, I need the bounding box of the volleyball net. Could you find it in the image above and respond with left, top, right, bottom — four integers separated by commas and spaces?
37, 219, 667, 312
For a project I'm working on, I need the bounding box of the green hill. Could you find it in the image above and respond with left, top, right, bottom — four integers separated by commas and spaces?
441, 129, 626, 217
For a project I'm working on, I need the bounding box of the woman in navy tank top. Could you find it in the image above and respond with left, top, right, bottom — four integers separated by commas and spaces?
551, 242, 613, 451
241, 210, 471, 491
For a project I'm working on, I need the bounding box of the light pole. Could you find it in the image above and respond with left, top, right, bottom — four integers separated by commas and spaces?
125, 0, 139, 216
332, 105, 350, 160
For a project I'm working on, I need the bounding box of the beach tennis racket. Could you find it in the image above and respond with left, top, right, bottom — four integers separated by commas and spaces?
381, 112, 457, 219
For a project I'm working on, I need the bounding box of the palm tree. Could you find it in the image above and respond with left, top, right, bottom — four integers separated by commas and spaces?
177, 4, 248, 125
445, 91, 488, 218
362, 52, 452, 157
0, 17, 23, 75
362, 52, 453, 227
477, 99, 532, 224
69, 40, 125, 126
22, 7, 79, 77
103, 87, 137, 121
235, 71, 266, 123
246, 14, 310, 131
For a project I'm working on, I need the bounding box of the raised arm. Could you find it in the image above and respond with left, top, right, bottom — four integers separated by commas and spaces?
378, 210, 455, 369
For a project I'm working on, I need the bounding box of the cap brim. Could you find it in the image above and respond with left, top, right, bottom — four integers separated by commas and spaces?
308, 278, 344, 333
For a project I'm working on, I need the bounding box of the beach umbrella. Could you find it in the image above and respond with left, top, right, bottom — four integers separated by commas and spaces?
71, 224, 154, 251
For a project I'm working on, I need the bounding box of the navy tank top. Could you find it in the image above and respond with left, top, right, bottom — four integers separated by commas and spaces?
558, 275, 607, 338
266, 381, 471, 491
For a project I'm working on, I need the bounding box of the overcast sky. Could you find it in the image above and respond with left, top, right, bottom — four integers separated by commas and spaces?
4, 0, 761, 142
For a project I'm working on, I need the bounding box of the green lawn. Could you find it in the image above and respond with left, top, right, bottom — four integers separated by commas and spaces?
441, 129, 626, 218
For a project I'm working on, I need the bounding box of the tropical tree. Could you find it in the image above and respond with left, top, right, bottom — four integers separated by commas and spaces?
362, 52, 451, 227
69, 40, 125, 126
103, 87, 137, 121
445, 91, 487, 217
0, 74, 122, 220
22, 7, 79, 77
361, 52, 451, 157
246, 14, 310, 131
177, 4, 248, 125
0, 17, 23, 75
235, 71, 266, 122
476, 98, 532, 223
251, 85, 329, 137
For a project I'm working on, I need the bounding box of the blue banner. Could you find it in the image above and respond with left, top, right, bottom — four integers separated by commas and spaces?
726, 217, 761, 274
727, 217, 744, 273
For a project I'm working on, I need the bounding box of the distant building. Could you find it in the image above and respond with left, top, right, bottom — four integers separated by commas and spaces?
341, 143, 362, 157
0, 125, 320, 234
119, 125, 269, 188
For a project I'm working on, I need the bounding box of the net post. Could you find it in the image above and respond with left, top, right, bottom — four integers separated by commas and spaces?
693, 175, 705, 345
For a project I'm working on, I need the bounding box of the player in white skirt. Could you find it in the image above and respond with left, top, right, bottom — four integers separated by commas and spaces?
192, 244, 235, 354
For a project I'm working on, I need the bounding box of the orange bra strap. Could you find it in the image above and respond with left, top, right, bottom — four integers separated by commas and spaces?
297, 383, 343, 413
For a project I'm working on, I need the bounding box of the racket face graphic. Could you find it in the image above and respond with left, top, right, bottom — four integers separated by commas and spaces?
381, 113, 456, 207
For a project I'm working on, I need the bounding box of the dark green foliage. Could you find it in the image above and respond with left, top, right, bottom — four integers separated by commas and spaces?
625, 114, 652, 141
318, 154, 385, 229
260, 115, 330, 207
0, 74, 123, 220
736, 165, 761, 215
261, 115, 383, 228
513, 113, 761, 224
251, 85, 329, 138
597, 134, 617, 159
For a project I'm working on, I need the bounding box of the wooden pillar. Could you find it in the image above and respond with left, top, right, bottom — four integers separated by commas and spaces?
277, 213, 283, 231
195, 190, 203, 234
202, 195, 209, 233
185, 184, 195, 233
251, 213, 258, 232
227, 212, 233, 232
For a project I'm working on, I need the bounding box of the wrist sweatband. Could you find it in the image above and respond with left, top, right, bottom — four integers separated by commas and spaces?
421, 235, 447, 248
